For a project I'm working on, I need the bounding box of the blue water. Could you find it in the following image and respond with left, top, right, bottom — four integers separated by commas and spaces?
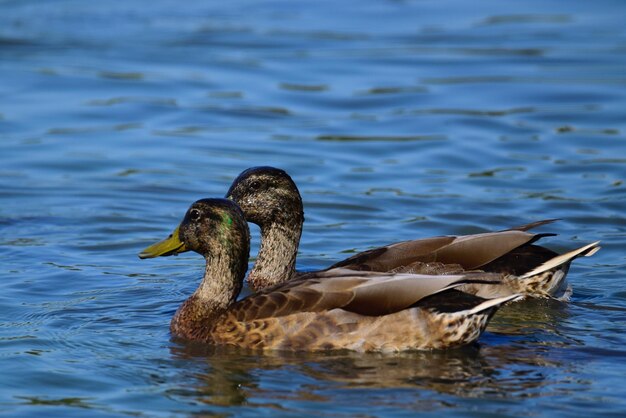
1, 0, 625, 416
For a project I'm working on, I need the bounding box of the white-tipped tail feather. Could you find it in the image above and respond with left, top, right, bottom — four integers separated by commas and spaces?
518, 241, 601, 280
467, 294, 523, 315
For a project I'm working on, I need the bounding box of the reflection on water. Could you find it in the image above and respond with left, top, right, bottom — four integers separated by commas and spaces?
170, 332, 577, 412
487, 297, 572, 335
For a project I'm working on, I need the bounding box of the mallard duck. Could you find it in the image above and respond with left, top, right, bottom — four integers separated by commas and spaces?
139, 198, 520, 352
225, 166, 600, 297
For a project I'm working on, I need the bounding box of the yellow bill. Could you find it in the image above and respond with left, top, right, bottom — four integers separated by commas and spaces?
138, 226, 188, 259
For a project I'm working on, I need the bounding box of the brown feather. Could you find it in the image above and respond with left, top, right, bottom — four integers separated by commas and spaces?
330, 230, 539, 272
502, 219, 559, 232
481, 244, 558, 276
208, 292, 520, 352
227, 270, 503, 322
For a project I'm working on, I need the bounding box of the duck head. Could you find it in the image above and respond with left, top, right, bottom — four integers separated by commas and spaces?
139, 198, 250, 270
225, 166, 304, 227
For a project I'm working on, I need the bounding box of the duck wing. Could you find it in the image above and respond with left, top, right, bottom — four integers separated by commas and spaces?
230, 270, 502, 321
328, 224, 557, 272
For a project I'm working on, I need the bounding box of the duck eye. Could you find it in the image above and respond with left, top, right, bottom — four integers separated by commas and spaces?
189, 209, 201, 221
249, 180, 261, 190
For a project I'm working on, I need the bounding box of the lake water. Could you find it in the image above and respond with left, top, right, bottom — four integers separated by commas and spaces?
1, 0, 625, 416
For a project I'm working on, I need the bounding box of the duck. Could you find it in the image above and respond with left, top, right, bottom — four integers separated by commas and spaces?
225, 166, 600, 297
138, 198, 521, 352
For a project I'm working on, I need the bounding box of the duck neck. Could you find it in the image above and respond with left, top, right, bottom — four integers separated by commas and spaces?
171, 247, 246, 340
249, 217, 302, 291
196, 253, 243, 310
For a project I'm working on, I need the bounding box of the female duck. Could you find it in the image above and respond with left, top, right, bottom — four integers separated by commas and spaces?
226, 166, 599, 297
139, 198, 519, 352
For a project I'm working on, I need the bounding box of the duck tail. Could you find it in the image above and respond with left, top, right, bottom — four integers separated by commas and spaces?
518, 241, 601, 280
466, 294, 523, 315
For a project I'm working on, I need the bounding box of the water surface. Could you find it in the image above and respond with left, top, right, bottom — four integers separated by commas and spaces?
1, 0, 625, 417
